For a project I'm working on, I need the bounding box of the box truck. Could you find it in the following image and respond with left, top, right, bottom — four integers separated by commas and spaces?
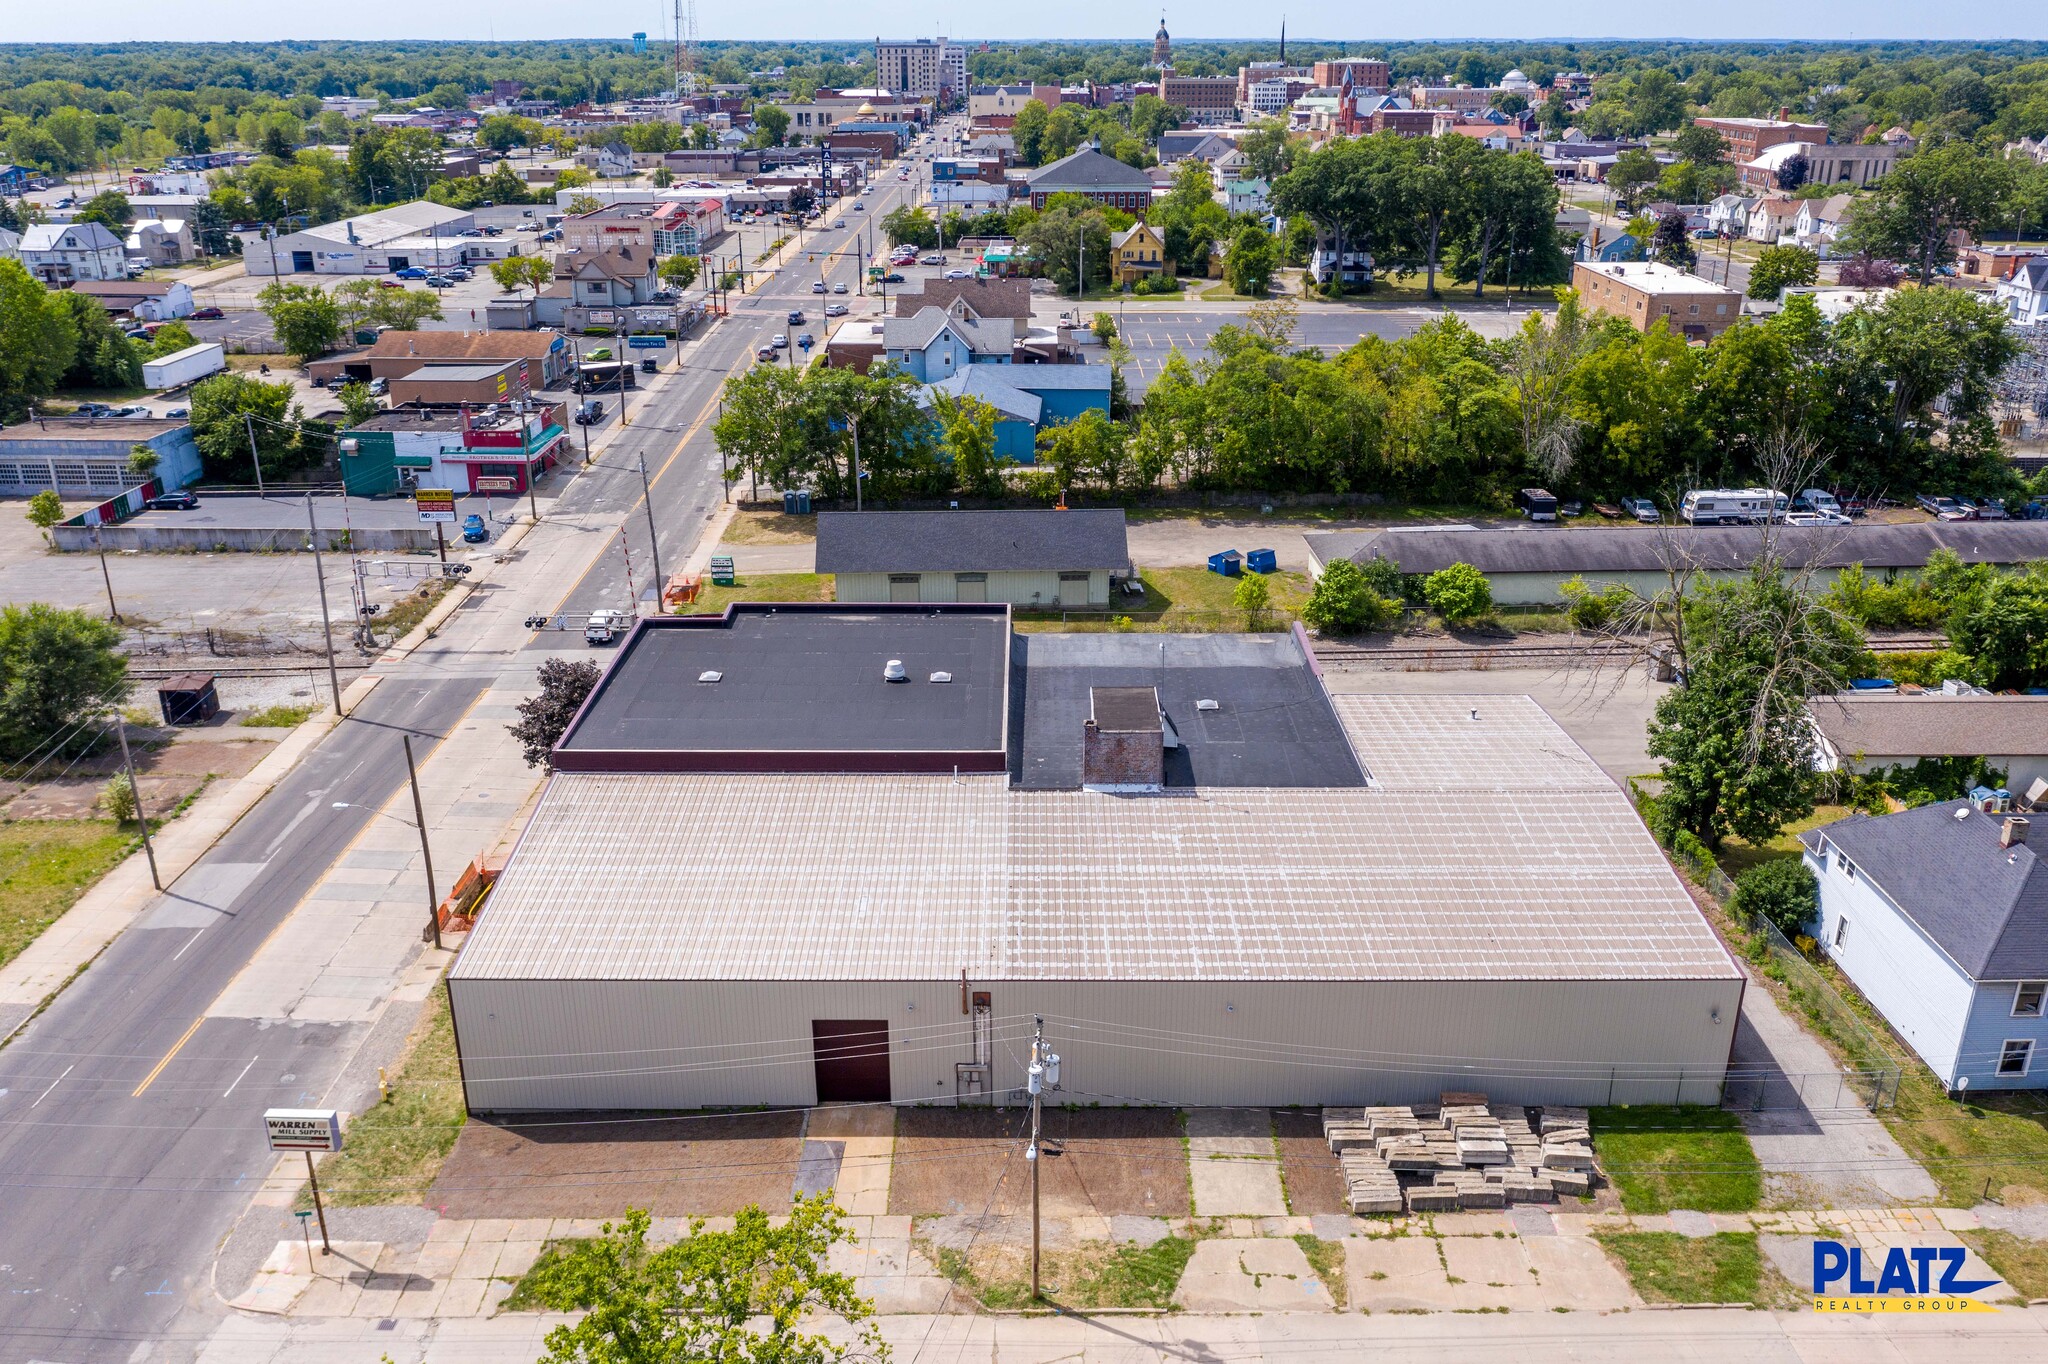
142, 342, 226, 391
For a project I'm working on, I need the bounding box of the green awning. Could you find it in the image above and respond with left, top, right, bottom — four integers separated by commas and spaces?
392, 454, 435, 468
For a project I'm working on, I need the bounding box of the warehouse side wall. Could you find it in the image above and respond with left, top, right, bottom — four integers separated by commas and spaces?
447, 976, 1743, 1113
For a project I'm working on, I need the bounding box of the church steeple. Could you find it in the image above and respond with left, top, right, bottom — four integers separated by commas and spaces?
1279, 18, 1286, 65
1152, 13, 1172, 69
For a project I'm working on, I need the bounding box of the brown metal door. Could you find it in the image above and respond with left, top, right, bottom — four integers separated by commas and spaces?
812, 1020, 891, 1103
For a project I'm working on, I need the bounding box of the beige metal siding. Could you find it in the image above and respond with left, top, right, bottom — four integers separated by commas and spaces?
450, 976, 1741, 1112
833, 569, 1071, 607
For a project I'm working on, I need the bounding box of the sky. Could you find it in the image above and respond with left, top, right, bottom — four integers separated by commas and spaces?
8, 2, 2047, 44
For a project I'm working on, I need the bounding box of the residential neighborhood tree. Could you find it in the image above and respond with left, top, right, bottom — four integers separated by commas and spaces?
1747, 243, 1819, 300
657, 255, 701, 290
488, 254, 555, 299
256, 281, 344, 362
188, 372, 307, 482
1848, 139, 2020, 282
0, 259, 80, 419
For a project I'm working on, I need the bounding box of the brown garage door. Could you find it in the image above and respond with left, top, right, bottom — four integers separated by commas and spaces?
812, 1020, 891, 1103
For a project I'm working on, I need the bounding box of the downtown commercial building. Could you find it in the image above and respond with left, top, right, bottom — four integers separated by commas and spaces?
446, 606, 1743, 1114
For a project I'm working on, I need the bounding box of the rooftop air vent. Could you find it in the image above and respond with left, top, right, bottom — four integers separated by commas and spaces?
929, 671, 953, 683
697, 670, 722, 683
1195, 699, 1220, 712
883, 659, 907, 683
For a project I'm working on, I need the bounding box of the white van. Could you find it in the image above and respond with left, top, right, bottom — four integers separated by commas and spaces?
1679, 488, 1786, 526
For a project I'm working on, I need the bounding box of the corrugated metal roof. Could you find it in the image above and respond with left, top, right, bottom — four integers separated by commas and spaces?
453, 695, 1736, 986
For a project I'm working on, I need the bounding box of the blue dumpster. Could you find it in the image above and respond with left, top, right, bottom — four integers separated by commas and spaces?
1207, 550, 1243, 577
1245, 548, 1277, 574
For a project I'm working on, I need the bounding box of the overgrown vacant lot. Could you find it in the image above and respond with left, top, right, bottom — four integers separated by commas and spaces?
0, 818, 132, 970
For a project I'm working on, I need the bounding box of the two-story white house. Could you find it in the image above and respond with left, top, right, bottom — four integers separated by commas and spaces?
18, 221, 130, 284
1706, 194, 1756, 237
1803, 804, 2048, 1093
1792, 193, 1854, 250
1996, 259, 2048, 328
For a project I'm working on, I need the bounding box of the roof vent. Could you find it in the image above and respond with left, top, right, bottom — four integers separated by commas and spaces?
929, 671, 953, 683
2003, 817, 2030, 849
1195, 698, 1220, 711
1955, 806, 1972, 821
883, 659, 907, 683
697, 670, 722, 683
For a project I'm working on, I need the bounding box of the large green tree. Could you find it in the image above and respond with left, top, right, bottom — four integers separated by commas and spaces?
0, 259, 78, 420
188, 372, 305, 482
1848, 140, 2020, 282
0, 604, 129, 761
256, 281, 344, 362
54, 291, 142, 392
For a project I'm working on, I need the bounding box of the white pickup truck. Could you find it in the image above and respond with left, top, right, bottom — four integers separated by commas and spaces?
584, 609, 632, 646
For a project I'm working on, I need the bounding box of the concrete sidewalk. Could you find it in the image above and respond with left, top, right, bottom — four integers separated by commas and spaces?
194, 1301, 2048, 1363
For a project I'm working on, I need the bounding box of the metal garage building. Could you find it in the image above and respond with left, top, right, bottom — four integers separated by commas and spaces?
447, 604, 1744, 1112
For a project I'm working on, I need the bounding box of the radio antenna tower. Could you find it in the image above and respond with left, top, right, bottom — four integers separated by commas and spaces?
673, 0, 699, 96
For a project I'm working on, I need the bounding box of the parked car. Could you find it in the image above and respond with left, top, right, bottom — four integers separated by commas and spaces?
190, 306, 224, 319
1793, 488, 1845, 517
461, 513, 489, 544
145, 491, 199, 511
944, 269, 971, 280
796, 333, 814, 349
833, 282, 848, 294
1914, 493, 1954, 515
585, 346, 613, 361
1620, 497, 1661, 523
393, 267, 428, 279
368, 377, 388, 396
163, 406, 189, 419
920, 255, 946, 265
459, 228, 485, 237
640, 356, 659, 374
1978, 498, 2010, 521
880, 272, 905, 283
375, 278, 405, 288
425, 275, 455, 288
824, 303, 849, 317
124, 327, 151, 339
445, 267, 472, 281
575, 400, 605, 424
756, 345, 778, 360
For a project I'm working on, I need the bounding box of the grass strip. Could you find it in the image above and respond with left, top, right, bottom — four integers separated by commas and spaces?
1593, 1230, 1764, 1304
1590, 1105, 1762, 1214
299, 978, 463, 1208
0, 819, 135, 971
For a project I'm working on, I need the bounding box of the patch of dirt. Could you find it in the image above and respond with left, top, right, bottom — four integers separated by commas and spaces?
425, 1110, 806, 1219
889, 1107, 1191, 1218
1274, 1109, 1350, 1215
0, 732, 273, 820
719, 508, 817, 545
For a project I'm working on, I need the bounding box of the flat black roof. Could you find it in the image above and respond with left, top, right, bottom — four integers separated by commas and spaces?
1009, 632, 1368, 790
555, 604, 1011, 773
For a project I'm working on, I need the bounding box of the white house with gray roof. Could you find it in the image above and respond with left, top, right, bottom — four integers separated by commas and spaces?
1805, 804, 2048, 1092
19, 221, 129, 284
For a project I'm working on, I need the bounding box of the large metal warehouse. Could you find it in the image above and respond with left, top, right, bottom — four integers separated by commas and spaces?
447, 604, 1744, 1112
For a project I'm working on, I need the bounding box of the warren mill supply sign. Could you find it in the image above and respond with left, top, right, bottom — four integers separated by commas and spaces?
264, 1108, 343, 1152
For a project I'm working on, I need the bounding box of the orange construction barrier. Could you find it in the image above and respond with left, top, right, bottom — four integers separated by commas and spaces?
663, 572, 704, 609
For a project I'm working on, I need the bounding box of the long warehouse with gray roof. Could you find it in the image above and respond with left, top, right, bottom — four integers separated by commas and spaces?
447, 603, 1744, 1112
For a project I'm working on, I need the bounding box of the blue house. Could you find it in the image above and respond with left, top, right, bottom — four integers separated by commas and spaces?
919, 365, 1114, 465
1802, 804, 2048, 1093
881, 307, 1014, 382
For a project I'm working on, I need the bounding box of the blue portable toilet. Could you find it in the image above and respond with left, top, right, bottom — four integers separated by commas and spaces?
795, 489, 812, 514
782, 489, 800, 514
1207, 549, 1243, 578
1245, 548, 1277, 574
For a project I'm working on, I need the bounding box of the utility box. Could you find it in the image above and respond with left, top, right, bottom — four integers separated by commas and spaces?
710, 555, 736, 586
1207, 549, 1242, 578
157, 672, 220, 725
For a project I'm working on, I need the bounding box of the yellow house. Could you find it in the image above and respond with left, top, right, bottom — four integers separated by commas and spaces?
1110, 222, 1170, 286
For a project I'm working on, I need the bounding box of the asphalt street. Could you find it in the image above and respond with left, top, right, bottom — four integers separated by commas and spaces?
0, 677, 485, 1363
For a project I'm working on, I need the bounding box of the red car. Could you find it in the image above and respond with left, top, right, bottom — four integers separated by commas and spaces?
375, 278, 405, 289
189, 306, 225, 319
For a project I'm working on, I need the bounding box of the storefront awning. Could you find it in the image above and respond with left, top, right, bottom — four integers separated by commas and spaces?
393, 453, 436, 468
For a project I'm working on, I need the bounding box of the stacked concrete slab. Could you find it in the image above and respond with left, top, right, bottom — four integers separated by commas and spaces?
1321, 1096, 1600, 1213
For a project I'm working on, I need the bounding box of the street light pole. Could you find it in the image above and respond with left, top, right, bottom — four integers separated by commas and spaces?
403, 734, 442, 951
304, 495, 344, 717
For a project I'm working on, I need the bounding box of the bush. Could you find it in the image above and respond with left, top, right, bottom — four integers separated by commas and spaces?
1730, 858, 1818, 937
1423, 562, 1494, 624
1300, 559, 1397, 636
1355, 554, 1406, 602
1869, 648, 1988, 689
1091, 312, 1118, 342
1561, 575, 1633, 631
26, 490, 64, 530
101, 771, 137, 824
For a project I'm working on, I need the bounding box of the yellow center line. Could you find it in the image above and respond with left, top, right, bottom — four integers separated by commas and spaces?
132, 1015, 205, 1097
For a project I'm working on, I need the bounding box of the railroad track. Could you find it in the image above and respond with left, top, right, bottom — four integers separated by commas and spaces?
124, 660, 373, 681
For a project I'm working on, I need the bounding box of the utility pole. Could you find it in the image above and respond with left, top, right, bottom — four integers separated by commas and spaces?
92, 525, 120, 622
243, 412, 266, 498
1027, 1017, 1059, 1299
850, 415, 861, 512
113, 717, 160, 891
403, 734, 442, 950
304, 495, 344, 716
637, 454, 665, 591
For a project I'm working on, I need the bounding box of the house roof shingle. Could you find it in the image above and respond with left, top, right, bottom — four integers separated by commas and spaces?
1806, 803, 2048, 980
1025, 146, 1154, 192
1305, 523, 2048, 578
815, 508, 1130, 575
1807, 695, 2048, 761
892, 277, 1031, 321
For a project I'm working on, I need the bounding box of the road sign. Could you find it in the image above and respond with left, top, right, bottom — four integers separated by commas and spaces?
476, 476, 517, 492
627, 334, 668, 349
414, 488, 456, 524
264, 1108, 343, 1152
